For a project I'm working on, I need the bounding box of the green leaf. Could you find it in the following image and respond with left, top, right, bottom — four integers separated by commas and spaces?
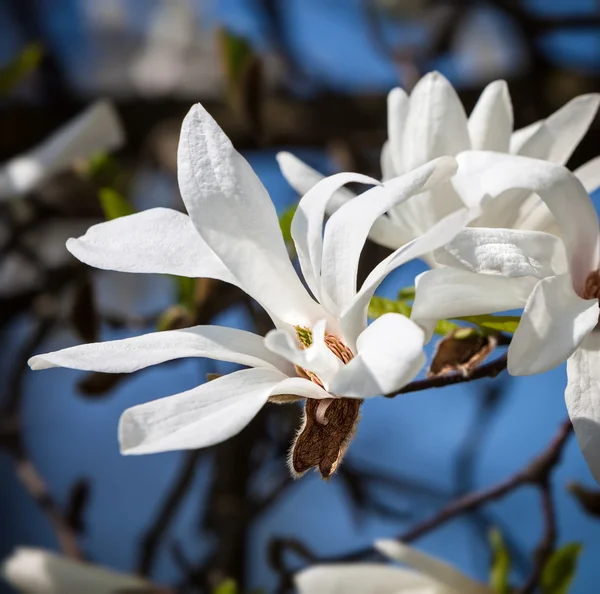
98, 188, 135, 221
455, 314, 521, 334
433, 318, 460, 336
368, 296, 411, 319
176, 276, 196, 313
218, 28, 254, 84
489, 528, 511, 594
0, 42, 43, 95
213, 579, 237, 594
397, 286, 416, 301
279, 203, 298, 245
541, 542, 582, 594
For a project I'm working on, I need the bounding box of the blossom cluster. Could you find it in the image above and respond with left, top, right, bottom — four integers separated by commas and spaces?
27, 72, 600, 485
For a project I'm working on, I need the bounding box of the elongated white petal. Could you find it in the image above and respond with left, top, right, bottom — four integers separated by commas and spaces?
321, 156, 458, 313
330, 314, 425, 398
376, 540, 491, 594
178, 103, 322, 327
66, 207, 237, 284
508, 274, 598, 376
1, 547, 149, 594
517, 94, 600, 164
566, 331, 600, 485
434, 228, 568, 278
510, 120, 542, 154
575, 156, 600, 194
29, 325, 292, 374
0, 101, 123, 201
341, 208, 471, 349
294, 563, 437, 594
453, 152, 600, 290
387, 87, 409, 175
403, 72, 471, 170
119, 367, 287, 454
380, 141, 396, 182
411, 268, 536, 340
468, 80, 513, 152
265, 321, 343, 389
291, 171, 378, 304
269, 376, 332, 400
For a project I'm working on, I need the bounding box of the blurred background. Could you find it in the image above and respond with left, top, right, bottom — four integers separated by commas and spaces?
0, 0, 599, 592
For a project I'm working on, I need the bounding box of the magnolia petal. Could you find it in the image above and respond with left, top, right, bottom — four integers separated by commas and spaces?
66, 207, 237, 285
402, 72, 471, 170
178, 103, 322, 328
566, 331, 600, 486
321, 156, 458, 313
411, 268, 536, 341
434, 228, 568, 278
510, 120, 543, 154
330, 314, 426, 398
269, 376, 332, 400
29, 325, 292, 374
468, 80, 513, 152
1, 547, 149, 594
119, 367, 287, 454
575, 156, 600, 194
376, 540, 490, 594
264, 321, 343, 389
508, 274, 598, 376
453, 152, 600, 290
380, 141, 396, 182
387, 86, 410, 175
294, 563, 436, 594
0, 101, 123, 201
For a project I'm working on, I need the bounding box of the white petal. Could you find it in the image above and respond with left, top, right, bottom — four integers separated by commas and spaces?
177, 103, 322, 327
387, 87, 410, 175
468, 80, 513, 152
291, 171, 378, 305
575, 156, 600, 194
376, 540, 490, 594
264, 320, 343, 389
403, 72, 471, 170
411, 268, 536, 340
517, 94, 600, 164
434, 228, 568, 278
0, 101, 123, 201
66, 207, 237, 284
380, 141, 396, 182
294, 563, 437, 594
566, 331, 600, 485
29, 325, 292, 374
508, 274, 598, 375
269, 376, 332, 400
119, 367, 287, 454
330, 314, 426, 398
321, 156, 458, 313
1, 547, 148, 594
510, 120, 543, 154
341, 208, 471, 349
453, 152, 600, 290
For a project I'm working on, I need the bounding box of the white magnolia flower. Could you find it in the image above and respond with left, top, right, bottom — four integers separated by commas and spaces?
295, 539, 491, 594
28, 103, 468, 477
0, 101, 123, 201
411, 151, 600, 483
1, 547, 153, 594
278, 72, 600, 264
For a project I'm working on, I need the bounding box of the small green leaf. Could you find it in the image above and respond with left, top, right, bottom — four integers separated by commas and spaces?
98, 188, 135, 220
176, 276, 196, 313
455, 314, 521, 334
218, 28, 254, 85
489, 528, 511, 594
213, 579, 237, 594
541, 542, 582, 594
279, 203, 298, 245
0, 42, 43, 95
368, 296, 411, 319
433, 318, 460, 336
397, 286, 416, 301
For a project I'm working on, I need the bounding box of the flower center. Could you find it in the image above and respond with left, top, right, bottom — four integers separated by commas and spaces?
583, 270, 600, 301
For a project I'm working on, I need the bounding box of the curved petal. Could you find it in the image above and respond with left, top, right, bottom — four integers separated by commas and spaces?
387, 86, 409, 175
66, 207, 237, 284
177, 103, 322, 327
1, 547, 149, 594
294, 563, 436, 594
434, 228, 568, 278
575, 156, 600, 194
468, 80, 513, 152
329, 314, 426, 398
508, 274, 598, 376
453, 152, 600, 290
566, 331, 600, 486
517, 94, 600, 164
321, 156, 458, 313
119, 367, 287, 454
380, 141, 396, 182
269, 376, 332, 400
376, 540, 490, 594
403, 72, 471, 170
510, 120, 542, 154
29, 325, 293, 374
